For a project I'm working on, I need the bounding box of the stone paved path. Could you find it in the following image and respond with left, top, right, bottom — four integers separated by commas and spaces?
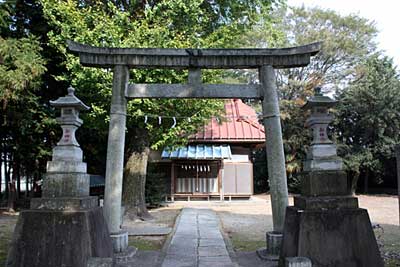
161, 208, 235, 267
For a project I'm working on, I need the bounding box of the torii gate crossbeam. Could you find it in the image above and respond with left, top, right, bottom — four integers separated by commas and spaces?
68, 40, 321, 255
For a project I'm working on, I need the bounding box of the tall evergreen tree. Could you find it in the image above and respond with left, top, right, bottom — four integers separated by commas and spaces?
335, 55, 400, 192
0, 0, 50, 209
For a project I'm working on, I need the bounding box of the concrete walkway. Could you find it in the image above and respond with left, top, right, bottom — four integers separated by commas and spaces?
161, 208, 234, 267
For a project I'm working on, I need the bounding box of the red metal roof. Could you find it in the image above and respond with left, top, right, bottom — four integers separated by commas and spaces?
191, 99, 265, 143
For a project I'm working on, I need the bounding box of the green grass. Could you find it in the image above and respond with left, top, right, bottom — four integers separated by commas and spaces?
128, 236, 165, 251
230, 234, 265, 252
385, 259, 400, 267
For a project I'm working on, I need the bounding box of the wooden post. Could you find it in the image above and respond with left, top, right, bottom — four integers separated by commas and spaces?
171, 162, 175, 202
196, 161, 199, 193
219, 161, 224, 201
103, 65, 129, 235
259, 65, 289, 233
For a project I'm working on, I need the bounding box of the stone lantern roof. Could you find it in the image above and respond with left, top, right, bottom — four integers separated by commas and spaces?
302, 87, 337, 110
50, 86, 90, 110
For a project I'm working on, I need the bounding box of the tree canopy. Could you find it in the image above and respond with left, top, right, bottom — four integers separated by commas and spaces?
39, 0, 283, 217
335, 55, 400, 191
0, 1, 53, 204
40, 0, 281, 173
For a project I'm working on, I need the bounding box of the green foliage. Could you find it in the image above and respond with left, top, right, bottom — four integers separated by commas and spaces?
335, 55, 400, 190
0, 36, 46, 105
0, 0, 13, 29
280, 6, 378, 89
0, 1, 52, 192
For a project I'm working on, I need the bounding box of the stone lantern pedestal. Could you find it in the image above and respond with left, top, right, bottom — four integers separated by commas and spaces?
7, 87, 114, 267
279, 88, 383, 267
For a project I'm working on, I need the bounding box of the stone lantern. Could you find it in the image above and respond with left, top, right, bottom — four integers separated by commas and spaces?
42, 86, 90, 196
303, 87, 342, 172
279, 87, 383, 267
296, 87, 348, 197
50, 86, 89, 153
7, 86, 114, 267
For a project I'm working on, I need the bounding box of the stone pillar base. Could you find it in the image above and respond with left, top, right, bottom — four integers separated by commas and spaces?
6, 207, 113, 267
110, 231, 129, 253
280, 206, 384, 267
87, 257, 113, 267
256, 231, 283, 261
285, 257, 312, 267
114, 246, 137, 264
110, 231, 137, 263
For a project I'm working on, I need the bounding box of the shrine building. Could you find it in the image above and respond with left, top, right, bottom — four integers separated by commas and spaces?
151, 99, 265, 201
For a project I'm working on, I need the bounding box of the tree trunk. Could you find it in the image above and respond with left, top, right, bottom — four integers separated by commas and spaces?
122, 148, 152, 220
4, 155, 10, 200
0, 149, 2, 197
122, 127, 153, 221
7, 180, 16, 212
15, 160, 20, 199
25, 175, 29, 198
363, 170, 369, 194
350, 171, 360, 194
7, 156, 16, 211
32, 171, 39, 197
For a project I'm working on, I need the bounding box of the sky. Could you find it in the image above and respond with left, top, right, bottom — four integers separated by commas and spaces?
287, 0, 400, 68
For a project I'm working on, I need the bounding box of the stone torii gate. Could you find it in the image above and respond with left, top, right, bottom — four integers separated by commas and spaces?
68, 40, 321, 255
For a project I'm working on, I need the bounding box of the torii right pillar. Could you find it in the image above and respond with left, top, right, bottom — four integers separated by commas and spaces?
259, 65, 289, 261
279, 87, 383, 267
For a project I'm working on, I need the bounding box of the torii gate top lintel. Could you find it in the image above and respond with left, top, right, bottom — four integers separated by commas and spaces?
67, 40, 321, 69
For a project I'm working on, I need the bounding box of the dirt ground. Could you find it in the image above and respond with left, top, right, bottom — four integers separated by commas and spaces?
123, 205, 182, 250
167, 194, 400, 266
0, 194, 398, 266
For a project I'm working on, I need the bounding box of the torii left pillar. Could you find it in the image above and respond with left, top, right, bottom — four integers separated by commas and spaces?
103, 65, 137, 260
